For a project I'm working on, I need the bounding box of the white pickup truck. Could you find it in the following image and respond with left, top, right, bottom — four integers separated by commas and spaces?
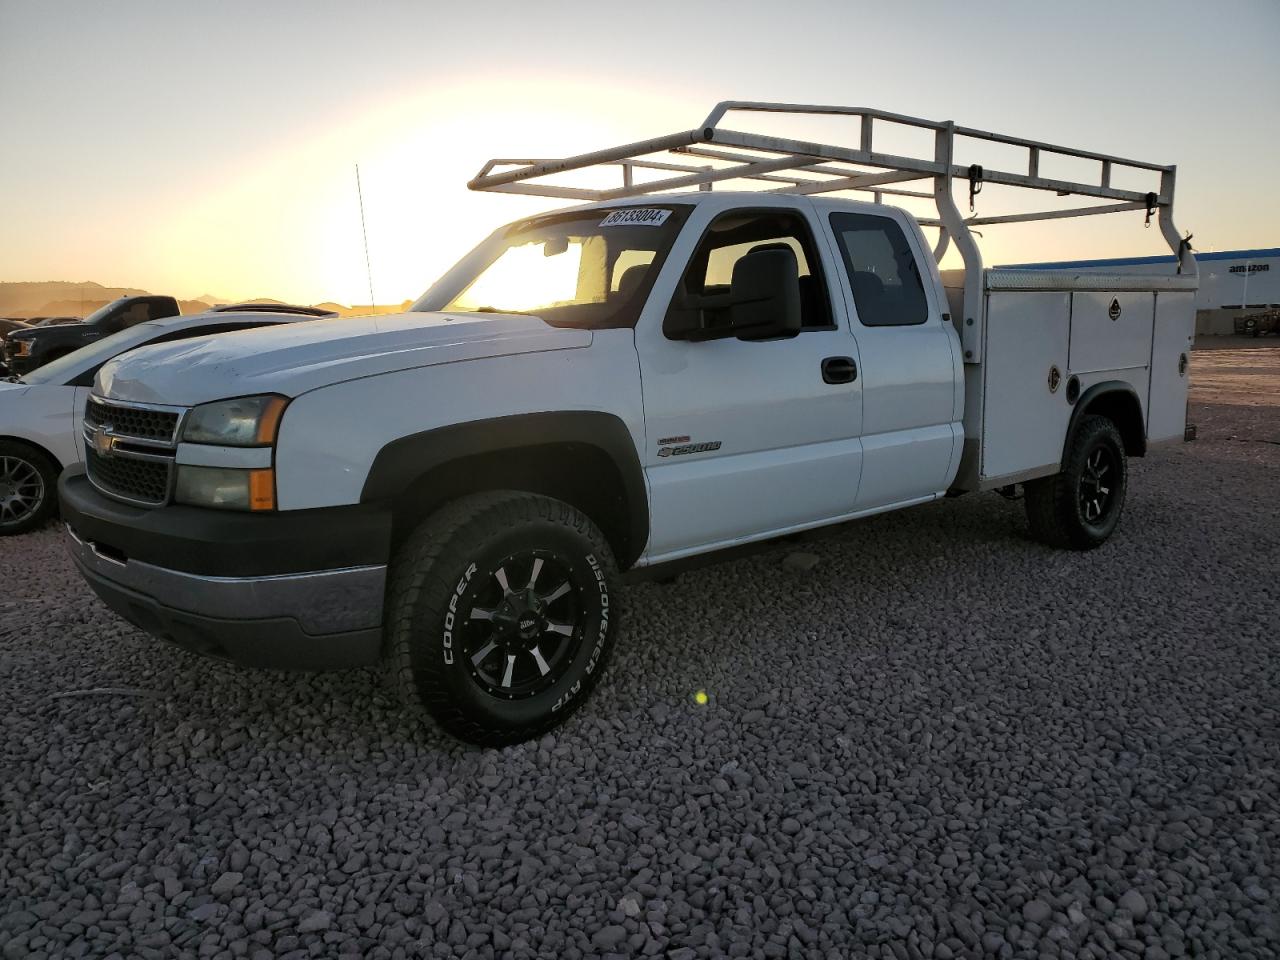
60, 102, 1198, 745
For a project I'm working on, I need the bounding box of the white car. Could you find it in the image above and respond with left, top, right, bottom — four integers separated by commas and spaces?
0, 309, 324, 534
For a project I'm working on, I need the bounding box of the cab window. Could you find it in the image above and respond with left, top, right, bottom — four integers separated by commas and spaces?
665, 209, 833, 339
829, 212, 929, 326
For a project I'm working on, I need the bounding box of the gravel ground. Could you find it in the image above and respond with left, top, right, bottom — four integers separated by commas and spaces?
2, 341, 1278, 960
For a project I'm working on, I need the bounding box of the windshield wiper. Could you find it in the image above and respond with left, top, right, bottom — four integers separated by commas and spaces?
5, 375, 24, 384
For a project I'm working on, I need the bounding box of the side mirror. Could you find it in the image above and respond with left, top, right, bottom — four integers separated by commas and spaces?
729, 247, 802, 339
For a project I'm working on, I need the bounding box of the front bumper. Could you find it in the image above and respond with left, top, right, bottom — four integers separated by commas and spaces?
59, 469, 391, 670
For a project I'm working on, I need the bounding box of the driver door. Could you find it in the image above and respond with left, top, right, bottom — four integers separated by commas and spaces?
634, 199, 863, 563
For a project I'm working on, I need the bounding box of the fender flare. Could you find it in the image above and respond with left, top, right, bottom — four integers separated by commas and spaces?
1061, 380, 1146, 469
360, 411, 649, 563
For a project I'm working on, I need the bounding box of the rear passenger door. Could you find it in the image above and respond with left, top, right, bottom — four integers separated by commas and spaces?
824, 209, 963, 508
634, 200, 864, 562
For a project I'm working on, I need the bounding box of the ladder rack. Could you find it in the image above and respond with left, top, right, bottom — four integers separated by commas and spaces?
468, 100, 1196, 363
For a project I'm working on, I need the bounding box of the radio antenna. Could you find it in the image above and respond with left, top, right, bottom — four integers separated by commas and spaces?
355, 163, 376, 314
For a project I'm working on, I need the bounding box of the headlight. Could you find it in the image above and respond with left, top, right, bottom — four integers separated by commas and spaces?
10, 339, 31, 357
183, 394, 287, 446
175, 465, 276, 511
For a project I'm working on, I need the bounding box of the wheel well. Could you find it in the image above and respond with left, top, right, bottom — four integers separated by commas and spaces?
1076, 387, 1146, 458
388, 443, 642, 568
0, 435, 63, 471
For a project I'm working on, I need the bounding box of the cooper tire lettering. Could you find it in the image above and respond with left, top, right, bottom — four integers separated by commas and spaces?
441, 561, 478, 665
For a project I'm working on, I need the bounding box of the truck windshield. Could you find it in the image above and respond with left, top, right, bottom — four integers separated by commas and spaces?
83, 299, 126, 325
413, 205, 691, 328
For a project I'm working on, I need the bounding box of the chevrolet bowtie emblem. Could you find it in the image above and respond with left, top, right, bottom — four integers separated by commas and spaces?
91, 424, 116, 456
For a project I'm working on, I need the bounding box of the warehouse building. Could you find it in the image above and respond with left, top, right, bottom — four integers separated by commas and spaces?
1002, 247, 1279, 335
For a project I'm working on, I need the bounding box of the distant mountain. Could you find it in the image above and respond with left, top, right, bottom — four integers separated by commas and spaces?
0, 281, 148, 317
16, 297, 213, 320
0, 280, 401, 320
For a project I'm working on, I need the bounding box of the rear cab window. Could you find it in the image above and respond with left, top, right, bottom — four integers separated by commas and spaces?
829, 212, 930, 327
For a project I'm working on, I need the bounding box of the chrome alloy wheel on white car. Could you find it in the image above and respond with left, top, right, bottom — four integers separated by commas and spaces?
0, 452, 50, 532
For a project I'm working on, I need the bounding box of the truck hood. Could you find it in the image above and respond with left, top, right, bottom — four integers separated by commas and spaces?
96, 311, 592, 406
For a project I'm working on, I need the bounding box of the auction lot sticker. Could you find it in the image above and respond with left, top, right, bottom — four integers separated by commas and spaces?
600, 208, 671, 227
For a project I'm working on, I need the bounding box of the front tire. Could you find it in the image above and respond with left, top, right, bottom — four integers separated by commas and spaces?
1024, 415, 1127, 550
386, 492, 619, 746
0, 441, 59, 536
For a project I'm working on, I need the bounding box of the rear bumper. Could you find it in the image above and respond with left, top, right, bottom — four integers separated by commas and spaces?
59, 469, 390, 670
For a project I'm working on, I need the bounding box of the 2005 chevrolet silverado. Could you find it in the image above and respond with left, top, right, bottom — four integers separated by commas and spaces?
59, 101, 1198, 745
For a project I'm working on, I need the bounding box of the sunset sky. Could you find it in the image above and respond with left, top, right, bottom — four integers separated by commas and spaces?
2, 0, 1278, 307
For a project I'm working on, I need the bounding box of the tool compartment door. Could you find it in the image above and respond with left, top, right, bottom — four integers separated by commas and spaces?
1147, 291, 1195, 442
980, 291, 1072, 482
1069, 291, 1155, 377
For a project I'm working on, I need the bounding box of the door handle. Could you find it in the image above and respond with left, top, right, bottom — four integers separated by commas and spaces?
821, 356, 857, 384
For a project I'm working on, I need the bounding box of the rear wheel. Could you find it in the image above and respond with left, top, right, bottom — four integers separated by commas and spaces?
0, 441, 59, 536
1025, 415, 1127, 550
386, 491, 619, 746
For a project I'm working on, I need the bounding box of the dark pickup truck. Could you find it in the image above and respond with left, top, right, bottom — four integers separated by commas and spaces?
2, 295, 180, 375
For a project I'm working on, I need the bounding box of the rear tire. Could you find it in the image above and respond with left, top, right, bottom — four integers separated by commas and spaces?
0, 441, 59, 536
386, 491, 619, 746
1025, 415, 1127, 550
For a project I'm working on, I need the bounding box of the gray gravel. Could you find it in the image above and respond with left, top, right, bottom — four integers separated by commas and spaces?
3, 346, 1279, 960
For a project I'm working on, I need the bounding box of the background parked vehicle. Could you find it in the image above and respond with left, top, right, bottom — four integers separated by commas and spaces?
1235, 309, 1280, 336
0, 319, 31, 378
0, 305, 328, 535
2, 296, 180, 376
209, 303, 337, 317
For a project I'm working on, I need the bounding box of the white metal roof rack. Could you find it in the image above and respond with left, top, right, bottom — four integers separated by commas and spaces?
470, 101, 1197, 363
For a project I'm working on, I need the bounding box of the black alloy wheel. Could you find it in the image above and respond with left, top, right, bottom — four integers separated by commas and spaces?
461, 550, 585, 700
1078, 445, 1117, 525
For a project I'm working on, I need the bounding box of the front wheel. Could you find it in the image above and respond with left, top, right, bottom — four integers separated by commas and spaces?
1024, 415, 1127, 550
0, 441, 60, 536
386, 492, 619, 746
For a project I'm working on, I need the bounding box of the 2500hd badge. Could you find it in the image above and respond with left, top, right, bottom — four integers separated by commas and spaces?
657, 440, 723, 458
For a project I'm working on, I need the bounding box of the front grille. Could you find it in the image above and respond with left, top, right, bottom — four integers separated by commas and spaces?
84, 396, 186, 506
85, 396, 180, 443
85, 448, 171, 505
